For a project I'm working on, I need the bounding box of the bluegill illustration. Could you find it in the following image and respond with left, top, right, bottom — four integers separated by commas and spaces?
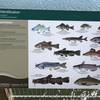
33, 74, 69, 85
74, 75, 100, 86
90, 37, 100, 44
73, 61, 100, 71
56, 23, 74, 30
35, 41, 59, 50
54, 48, 80, 57
35, 62, 66, 69
32, 24, 50, 33
80, 24, 91, 29
63, 36, 87, 42
83, 48, 100, 57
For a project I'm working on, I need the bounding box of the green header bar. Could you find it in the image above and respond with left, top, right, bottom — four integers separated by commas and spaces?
0, 9, 100, 21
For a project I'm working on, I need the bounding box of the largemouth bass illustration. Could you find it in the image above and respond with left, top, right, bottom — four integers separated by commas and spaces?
54, 48, 80, 57
33, 74, 69, 85
73, 61, 100, 71
35, 62, 66, 69
35, 41, 59, 50
80, 24, 91, 29
63, 36, 87, 42
74, 75, 100, 86
32, 24, 50, 33
83, 48, 100, 57
56, 23, 74, 30
91, 37, 100, 44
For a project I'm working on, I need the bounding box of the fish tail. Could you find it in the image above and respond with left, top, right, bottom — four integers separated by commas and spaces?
47, 27, 50, 31
70, 26, 74, 30
75, 50, 80, 56
97, 65, 100, 68
63, 77, 69, 83
60, 63, 66, 68
55, 44, 59, 48
84, 37, 88, 41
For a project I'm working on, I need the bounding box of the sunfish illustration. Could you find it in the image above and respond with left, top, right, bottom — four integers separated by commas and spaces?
35, 41, 59, 50
33, 74, 69, 85
73, 61, 100, 71
32, 24, 50, 33
54, 48, 80, 57
83, 48, 100, 57
63, 36, 87, 42
56, 23, 74, 30
90, 37, 100, 44
74, 75, 100, 86
35, 62, 66, 69
80, 24, 91, 29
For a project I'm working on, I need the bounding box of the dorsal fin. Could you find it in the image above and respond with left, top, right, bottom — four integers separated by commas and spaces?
62, 48, 66, 50
47, 74, 52, 78
79, 36, 83, 39
48, 41, 52, 44
87, 75, 91, 78
82, 61, 85, 65
90, 48, 95, 52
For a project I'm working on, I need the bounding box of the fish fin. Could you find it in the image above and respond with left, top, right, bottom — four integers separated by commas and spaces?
79, 36, 83, 39
63, 77, 69, 83
48, 41, 52, 44
75, 50, 80, 56
87, 75, 91, 78
60, 63, 66, 68
62, 48, 66, 51
82, 61, 85, 65
90, 48, 95, 52
47, 27, 50, 31
47, 74, 52, 78
84, 37, 88, 41
55, 44, 59, 49
48, 48, 52, 50
70, 26, 74, 30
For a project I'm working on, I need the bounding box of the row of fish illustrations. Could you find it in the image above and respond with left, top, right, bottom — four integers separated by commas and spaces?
36, 61, 100, 71
35, 41, 100, 57
32, 23, 100, 33
33, 74, 100, 86
35, 36, 100, 51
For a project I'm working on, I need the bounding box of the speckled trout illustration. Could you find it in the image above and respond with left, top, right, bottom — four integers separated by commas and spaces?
35, 41, 59, 50
73, 61, 100, 71
54, 48, 80, 57
75, 75, 100, 86
83, 48, 100, 57
63, 36, 87, 42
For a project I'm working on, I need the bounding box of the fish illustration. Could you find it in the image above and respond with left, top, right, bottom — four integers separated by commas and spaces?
32, 24, 50, 33
90, 37, 100, 44
33, 74, 69, 85
83, 48, 100, 57
80, 24, 91, 29
54, 48, 80, 57
35, 41, 59, 50
74, 75, 100, 86
35, 62, 66, 69
63, 36, 87, 42
73, 61, 100, 71
56, 23, 74, 30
